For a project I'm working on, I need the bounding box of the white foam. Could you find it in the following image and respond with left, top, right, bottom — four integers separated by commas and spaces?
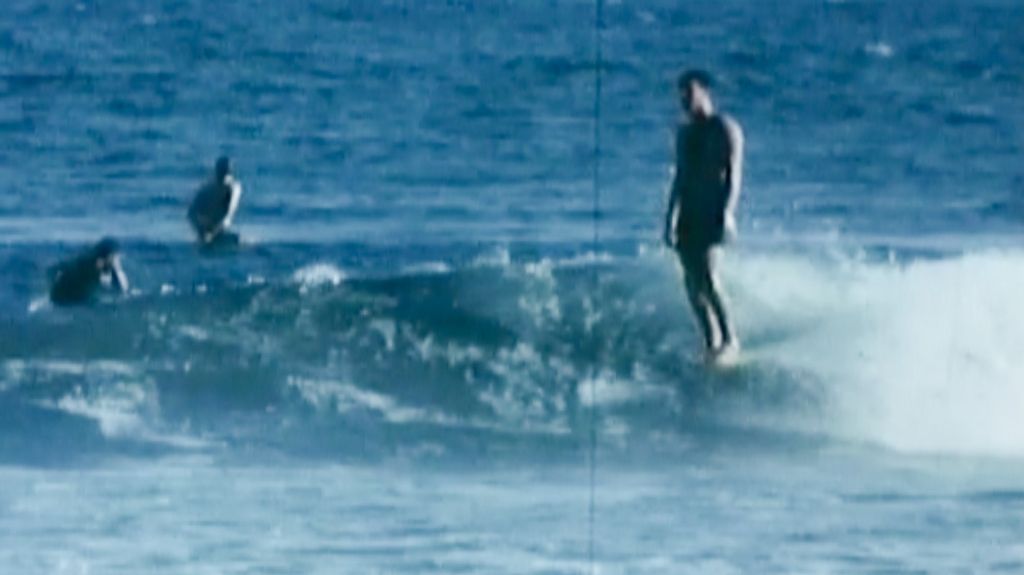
27, 296, 51, 314
519, 258, 563, 325
403, 261, 453, 275
523, 258, 556, 280
865, 42, 894, 58
729, 249, 1024, 456
578, 369, 675, 409
286, 377, 449, 425
288, 375, 568, 438
2, 359, 138, 380
51, 383, 148, 438
368, 319, 396, 352
518, 292, 562, 325
178, 325, 210, 342
4, 360, 210, 449
291, 263, 346, 289
553, 250, 615, 268
476, 343, 571, 434
470, 246, 511, 268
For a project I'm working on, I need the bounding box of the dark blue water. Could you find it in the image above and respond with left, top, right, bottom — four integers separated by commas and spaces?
1, 0, 1021, 247
1, 1, 1023, 572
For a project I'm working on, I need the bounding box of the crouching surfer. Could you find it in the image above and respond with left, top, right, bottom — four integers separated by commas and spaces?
49, 237, 130, 306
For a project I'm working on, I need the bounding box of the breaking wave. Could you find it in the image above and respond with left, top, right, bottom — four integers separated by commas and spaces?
2, 244, 1022, 462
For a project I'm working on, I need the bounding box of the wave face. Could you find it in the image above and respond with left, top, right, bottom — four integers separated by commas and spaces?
3, 244, 1023, 462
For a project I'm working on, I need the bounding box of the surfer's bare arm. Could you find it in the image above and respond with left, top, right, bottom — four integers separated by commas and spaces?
109, 257, 129, 293
221, 179, 242, 229
721, 117, 744, 238
204, 180, 242, 239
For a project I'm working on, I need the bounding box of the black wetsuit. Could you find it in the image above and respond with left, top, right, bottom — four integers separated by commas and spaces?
49, 242, 127, 306
50, 255, 106, 306
188, 176, 241, 244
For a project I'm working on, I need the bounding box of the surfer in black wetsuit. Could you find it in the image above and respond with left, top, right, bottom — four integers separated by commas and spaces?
663, 70, 744, 363
49, 237, 130, 306
188, 156, 243, 246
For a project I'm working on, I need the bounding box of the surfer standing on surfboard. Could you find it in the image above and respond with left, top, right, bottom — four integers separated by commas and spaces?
663, 70, 744, 363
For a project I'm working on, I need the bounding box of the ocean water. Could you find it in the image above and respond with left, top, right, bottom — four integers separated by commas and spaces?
1, 0, 1023, 573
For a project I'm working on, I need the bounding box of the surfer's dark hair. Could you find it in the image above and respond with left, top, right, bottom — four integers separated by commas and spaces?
94, 237, 120, 259
215, 156, 232, 178
678, 69, 713, 90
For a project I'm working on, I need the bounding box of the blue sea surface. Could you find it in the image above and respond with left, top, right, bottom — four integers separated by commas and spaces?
1, 0, 1023, 572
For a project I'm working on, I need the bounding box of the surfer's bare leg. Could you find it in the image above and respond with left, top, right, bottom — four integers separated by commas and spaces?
703, 249, 736, 349
680, 250, 720, 351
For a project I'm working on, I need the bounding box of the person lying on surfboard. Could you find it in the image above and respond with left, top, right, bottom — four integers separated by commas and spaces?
663, 69, 744, 364
48, 237, 130, 306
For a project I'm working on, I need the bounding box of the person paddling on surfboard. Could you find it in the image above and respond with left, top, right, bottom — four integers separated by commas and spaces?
663, 70, 744, 364
188, 156, 243, 246
48, 237, 130, 306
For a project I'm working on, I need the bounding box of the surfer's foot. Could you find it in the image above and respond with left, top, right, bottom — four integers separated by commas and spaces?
706, 340, 741, 366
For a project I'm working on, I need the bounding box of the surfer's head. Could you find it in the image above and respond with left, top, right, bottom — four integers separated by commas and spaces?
214, 156, 232, 180
92, 236, 121, 269
678, 69, 714, 118
94, 237, 120, 259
